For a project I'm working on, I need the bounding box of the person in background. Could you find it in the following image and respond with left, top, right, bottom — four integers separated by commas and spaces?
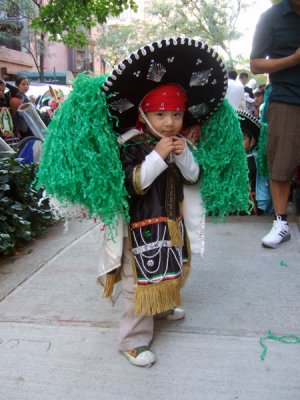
239, 72, 254, 98
253, 88, 265, 118
0, 79, 10, 108
9, 76, 32, 139
225, 70, 245, 110
0, 79, 19, 147
239, 72, 256, 113
250, 0, 300, 248
239, 72, 249, 88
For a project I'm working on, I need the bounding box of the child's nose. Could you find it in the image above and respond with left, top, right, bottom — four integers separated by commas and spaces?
165, 115, 175, 125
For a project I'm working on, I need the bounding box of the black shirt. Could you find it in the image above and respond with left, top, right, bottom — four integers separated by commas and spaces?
250, 0, 300, 104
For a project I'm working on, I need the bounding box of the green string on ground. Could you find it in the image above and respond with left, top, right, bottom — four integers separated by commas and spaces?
260, 330, 300, 360
280, 260, 288, 267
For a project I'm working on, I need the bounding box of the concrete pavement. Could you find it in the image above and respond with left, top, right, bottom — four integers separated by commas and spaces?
0, 215, 300, 400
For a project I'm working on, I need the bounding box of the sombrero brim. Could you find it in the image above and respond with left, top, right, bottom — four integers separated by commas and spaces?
103, 37, 228, 132
237, 110, 261, 143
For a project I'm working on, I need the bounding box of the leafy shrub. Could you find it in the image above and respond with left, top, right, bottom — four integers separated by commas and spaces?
0, 155, 57, 254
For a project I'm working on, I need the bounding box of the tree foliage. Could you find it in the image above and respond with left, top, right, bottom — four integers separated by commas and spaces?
96, 0, 247, 68
148, 0, 245, 61
30, 0, 137, 48
1, 0, 48, 80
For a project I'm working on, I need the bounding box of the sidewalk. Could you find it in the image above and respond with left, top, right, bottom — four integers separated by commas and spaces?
0, 216, 300, 400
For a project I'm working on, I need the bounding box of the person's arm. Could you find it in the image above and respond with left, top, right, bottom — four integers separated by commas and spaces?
250, 7, 300, 75
140, 150, 168, 190
250, 48, 300, 75
173, 139, 200, 183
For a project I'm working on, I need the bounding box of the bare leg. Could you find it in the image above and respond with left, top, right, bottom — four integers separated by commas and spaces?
270, 179, 290, 214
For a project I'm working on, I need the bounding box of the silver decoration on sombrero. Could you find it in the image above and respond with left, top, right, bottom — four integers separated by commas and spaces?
110, 99, 134, 114
190, 70, 213, 87
103, 37, 228, 121
188, 103, 209, 118
237, 110, 261, 129
147, 60, 167, 82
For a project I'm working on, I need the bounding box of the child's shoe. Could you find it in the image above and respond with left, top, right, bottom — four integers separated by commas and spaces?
262, 217, 291, 248
123, 346, 156, 367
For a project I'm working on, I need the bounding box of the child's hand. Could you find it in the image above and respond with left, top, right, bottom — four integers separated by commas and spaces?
154, 137, 175, 160
172, 138, 186, 155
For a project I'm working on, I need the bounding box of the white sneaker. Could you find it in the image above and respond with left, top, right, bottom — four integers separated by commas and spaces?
262, 218, 291, 248
123, 346, 156, 367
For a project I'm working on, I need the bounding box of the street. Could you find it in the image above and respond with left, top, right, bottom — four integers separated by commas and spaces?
0, 215, 300, 400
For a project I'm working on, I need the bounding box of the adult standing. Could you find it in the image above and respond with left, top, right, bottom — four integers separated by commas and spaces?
225, 70, 245, 110
250, 0, 300, 248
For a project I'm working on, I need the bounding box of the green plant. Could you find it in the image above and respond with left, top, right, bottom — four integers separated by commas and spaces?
0, 155, 57, 254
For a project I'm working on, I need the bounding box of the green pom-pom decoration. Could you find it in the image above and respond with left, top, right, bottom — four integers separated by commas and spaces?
193, 99, 252, 218
36, 73, 129, 226
257, 122, 269, 177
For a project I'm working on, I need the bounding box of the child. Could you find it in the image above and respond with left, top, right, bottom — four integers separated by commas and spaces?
238, 110, 273, 215
37, 37, 249, 368
119, 84, 200, 367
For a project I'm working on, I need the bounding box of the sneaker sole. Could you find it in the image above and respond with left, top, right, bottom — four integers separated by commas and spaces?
262, 233, 291, 249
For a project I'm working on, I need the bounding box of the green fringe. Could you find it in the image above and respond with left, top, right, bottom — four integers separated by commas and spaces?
257, 123, 269, 177
193, 99, 252, 218
36, 73, 129, 227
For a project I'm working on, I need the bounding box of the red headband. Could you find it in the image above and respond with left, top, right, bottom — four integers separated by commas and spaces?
140, 84, 187, 112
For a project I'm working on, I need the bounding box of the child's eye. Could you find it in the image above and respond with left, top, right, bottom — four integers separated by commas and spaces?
155, 112, 164, 117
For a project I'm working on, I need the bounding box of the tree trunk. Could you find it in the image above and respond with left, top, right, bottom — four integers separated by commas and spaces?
39, 32, 45, 82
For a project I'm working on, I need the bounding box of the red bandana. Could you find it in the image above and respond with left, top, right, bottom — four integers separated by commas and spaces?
140, 84, 187, 112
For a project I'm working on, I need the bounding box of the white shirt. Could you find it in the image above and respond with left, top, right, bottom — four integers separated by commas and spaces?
225, 79, 245, 110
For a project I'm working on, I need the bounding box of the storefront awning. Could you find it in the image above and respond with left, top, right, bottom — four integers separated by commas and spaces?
20, 71, 74, 85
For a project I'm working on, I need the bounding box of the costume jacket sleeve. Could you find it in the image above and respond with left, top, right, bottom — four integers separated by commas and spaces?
173, 141, 200, 183
140, 150, 168, 190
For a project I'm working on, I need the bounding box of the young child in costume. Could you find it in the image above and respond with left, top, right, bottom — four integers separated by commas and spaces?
119, 83, 200, 367
238, 110, 273, 215
37, 37, 250, 369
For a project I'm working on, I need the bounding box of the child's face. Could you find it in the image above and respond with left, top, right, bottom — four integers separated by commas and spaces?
141, 110, 184, 137
243, 133, 255, 152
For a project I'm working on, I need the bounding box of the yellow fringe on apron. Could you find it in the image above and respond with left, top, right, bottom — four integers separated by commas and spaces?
103, 269, 121, 298
167, 218, 184, 247
134, 278, 181, 316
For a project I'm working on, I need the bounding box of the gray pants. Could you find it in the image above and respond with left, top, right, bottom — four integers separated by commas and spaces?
118, 238, 154, 351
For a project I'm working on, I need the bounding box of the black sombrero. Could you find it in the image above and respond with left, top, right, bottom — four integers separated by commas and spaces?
237, 110, 261, 144
103, 37, 228, 132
